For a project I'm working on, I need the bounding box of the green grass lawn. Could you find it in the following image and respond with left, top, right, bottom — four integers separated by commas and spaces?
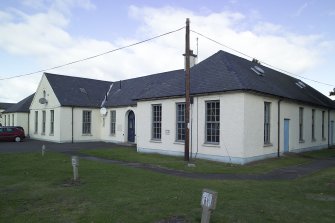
80, 147, 335, 174
1, 151, 335, 222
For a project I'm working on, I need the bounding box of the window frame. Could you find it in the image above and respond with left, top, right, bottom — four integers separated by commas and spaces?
34, 111, 38, 134
205, 100, 220, 144
264, 102, 271, 145
42, 110, 46, 135
82, 110, 92, 135
151, 104, 162, 140
299, 107, 304, 142
176, 102, 186, 142
50, 110, 54, 135
322, 111, 325, 139
110, 110, 116, 135
312, 109, 315, 141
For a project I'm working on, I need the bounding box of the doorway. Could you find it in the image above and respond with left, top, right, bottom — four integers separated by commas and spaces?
127, 111, 135, 143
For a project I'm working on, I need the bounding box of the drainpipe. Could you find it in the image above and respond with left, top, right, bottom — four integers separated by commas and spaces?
72, 107, 74, 143
277, 98, 283, 157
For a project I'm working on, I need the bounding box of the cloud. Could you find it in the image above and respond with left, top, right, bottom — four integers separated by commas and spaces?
0, 4, 333, 102
294, 2, 309, 17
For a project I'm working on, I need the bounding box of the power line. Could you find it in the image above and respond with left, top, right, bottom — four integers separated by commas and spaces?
191, 30, 335, 87
0, 26, 185, 81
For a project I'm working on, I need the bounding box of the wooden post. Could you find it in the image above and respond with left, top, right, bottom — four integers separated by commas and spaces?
184, 18, 191, 161
200, 189, 218, 223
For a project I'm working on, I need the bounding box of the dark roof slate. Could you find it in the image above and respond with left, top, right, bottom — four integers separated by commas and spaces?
45, 73, 112, 107
3, 94, 35, 113
0, 103, 15, 110
130, 50, 334, 108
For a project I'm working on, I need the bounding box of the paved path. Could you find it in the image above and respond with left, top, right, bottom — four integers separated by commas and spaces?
63, 151, 335, 181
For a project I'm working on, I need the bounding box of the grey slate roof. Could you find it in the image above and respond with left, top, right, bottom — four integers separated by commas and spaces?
45, 50, 334, 109
0, 103, 15, 110
45, 73, 112, 107
4, 94, 35, 113
129, 50, 334, 108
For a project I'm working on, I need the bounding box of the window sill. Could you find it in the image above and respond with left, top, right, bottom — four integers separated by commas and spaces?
174, 141, 185, 145
150, 139, 162, 143
109, 134, 116, 137
203, 143, 220, 148
263, 143, 273, 147
49, 134, 54, 136
82, 134, 92, 136
299, 140, 305, 143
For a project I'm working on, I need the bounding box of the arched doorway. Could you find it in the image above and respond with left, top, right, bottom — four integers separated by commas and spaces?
127, 111, 135, 143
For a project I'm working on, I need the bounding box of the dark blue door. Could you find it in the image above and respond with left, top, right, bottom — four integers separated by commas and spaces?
128, 111, 135, 143
284, 119, 290, 153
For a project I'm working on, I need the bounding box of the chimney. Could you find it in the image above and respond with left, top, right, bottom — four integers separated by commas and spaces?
183, 50, 197, 70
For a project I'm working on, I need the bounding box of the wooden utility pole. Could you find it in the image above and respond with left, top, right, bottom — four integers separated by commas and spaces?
184, 18, 190, 161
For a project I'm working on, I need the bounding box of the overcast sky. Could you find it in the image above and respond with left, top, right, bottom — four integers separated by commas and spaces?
1, 0, 335, 102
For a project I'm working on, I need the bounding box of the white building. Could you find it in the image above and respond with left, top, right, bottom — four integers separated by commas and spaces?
0, 102, 15, 126
27, 50, 335, 164
1, 95, 34, 136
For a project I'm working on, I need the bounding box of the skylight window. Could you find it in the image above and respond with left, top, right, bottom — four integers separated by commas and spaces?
295, 81, 306, 89
250, 65, 265, 76
79, 88, 87, 94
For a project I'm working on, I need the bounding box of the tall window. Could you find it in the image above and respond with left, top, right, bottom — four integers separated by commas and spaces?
42, 111, 46, 134
322, 111, 325, 139
110, 110, 116, 135
12, 114, 14, 125
8, 115, 10, 126
206, 101, 220, 144
299, 107, 304, 141
50, 110, 54, 135
152, 104, 162, 140
34, 111, 38, 133
176, 103, 185, 141
4, 115, 6, 126
264, 102, 271, 144
82, 111, 91, 134
312, 109, 315, 141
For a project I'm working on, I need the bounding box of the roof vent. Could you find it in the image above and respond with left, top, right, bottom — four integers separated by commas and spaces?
79, 88, 87, 94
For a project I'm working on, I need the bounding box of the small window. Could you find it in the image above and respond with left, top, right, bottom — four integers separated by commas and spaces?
264, 102, 271, 144
312, 109, 315, 141
42, 111, 46, 134
205, 101, 220, 144
50, 110, 54, 135
152, 104, 162, 140
110, 110, 116, 135
34, 111, 38, 133
299, 107, 304, 141
176, 103, 186, 141
82, 110, 91, 134
322, 111, 325, 139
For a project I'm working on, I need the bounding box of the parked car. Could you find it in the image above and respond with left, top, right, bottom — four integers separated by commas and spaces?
0, 126, 25, 142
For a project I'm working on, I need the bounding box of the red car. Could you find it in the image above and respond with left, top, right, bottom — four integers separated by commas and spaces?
0, 126, 25, 142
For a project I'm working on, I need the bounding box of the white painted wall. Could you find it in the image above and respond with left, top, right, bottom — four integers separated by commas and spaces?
137, 93, 246, 163
100, 106, 137, 143
0, 112, 29, 136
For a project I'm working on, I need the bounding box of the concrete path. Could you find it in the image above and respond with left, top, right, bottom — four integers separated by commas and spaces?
63, 151, 335, 181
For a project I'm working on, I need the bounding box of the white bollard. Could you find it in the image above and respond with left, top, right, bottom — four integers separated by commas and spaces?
41, 145, 46, 156
200, 189, 218, 223
71, 156, 79, 181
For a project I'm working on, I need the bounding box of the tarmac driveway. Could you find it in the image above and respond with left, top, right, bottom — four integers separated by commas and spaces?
0, 138, 123, 153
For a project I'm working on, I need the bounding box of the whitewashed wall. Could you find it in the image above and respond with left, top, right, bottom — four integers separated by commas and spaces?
100, 106, 137, 143
137, 93, 246, 163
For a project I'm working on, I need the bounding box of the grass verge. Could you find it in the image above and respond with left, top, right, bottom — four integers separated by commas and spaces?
79, 147, 335, 174
0, 152, 335, 222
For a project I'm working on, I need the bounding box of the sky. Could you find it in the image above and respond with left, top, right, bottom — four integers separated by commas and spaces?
0, 0, 335, 103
